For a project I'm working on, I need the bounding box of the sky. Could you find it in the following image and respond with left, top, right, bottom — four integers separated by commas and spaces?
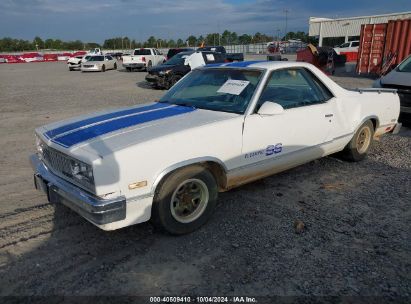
0, 0, 411, 43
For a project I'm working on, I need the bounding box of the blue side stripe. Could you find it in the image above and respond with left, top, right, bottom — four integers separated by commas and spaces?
45, 102, 168, 139
52, 105, 196, 148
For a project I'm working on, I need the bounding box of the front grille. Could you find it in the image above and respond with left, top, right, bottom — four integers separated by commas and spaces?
41, 145, 94, 193
83, 65, 94, 68
43, 146, 73, 178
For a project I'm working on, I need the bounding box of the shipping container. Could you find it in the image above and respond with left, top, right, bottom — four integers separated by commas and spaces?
356, 19, 411, 75
384, 19, 411, 65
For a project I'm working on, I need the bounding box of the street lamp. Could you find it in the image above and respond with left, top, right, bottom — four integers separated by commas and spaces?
284, 9, 289, 39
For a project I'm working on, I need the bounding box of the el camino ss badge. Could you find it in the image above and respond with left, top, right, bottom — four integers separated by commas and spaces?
245, 143, 282, 159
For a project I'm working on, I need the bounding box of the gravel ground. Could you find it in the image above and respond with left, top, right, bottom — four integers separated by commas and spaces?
0, 60, 410, 301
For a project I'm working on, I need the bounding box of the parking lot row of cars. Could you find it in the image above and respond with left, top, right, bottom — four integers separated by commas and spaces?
67, 46, 244, 88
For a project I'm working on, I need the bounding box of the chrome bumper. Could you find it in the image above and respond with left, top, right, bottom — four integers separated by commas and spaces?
30, 154, 126, 225
123, 63, 145, 68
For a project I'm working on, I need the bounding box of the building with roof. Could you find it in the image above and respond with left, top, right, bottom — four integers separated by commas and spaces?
309, 11, 411, 46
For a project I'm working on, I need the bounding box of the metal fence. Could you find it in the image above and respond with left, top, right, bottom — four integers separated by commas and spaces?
1, 42, 308, 57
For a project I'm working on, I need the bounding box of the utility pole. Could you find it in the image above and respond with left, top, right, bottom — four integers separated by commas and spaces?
284, 9, 289, 39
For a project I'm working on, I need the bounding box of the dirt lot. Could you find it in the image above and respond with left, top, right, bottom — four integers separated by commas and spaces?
0, 60, 410, 300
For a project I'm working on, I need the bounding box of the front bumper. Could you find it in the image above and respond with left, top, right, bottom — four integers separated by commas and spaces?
81, 65, 101, 71
123, 63, 145, 69
145, 74, 169, 88
67, 63, 81, 69
30, 154, 126, 225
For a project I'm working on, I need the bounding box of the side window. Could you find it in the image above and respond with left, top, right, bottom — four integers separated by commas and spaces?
106, 55, 113, 60
351, 41, 359, 47
256, 68, 333, 111
202, 53, 216, 64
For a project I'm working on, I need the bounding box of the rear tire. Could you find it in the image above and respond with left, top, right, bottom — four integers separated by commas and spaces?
340, 120, 374, 162
151, 166, 218, 235
101, 65, 106, 72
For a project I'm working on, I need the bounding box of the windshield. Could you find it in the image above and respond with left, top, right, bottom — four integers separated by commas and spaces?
159, 68, 263, 114
88, 56, 104, 61
397, 55, 411, 72
134, 49, 151, 55
164, 52, 193, 65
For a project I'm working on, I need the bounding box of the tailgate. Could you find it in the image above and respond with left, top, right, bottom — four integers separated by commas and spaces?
123, 56, 144, 64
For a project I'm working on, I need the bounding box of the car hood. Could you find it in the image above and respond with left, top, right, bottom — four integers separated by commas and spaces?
380, 69, 411, 87
39, 102, 239, 157
148, 64, 179, 74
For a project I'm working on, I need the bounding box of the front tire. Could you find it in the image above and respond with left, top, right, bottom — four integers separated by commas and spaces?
341, 120, 374, 162
101, 65, 106, 72
113, 63, 117, 70
152, 166, 218, 235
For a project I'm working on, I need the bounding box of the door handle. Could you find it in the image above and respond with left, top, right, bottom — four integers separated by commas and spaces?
325, 114, 333, 118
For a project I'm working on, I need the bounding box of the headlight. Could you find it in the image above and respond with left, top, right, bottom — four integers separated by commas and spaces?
69, 159, 94, 185
35, 134, 45, 158
159, 70, 172, 76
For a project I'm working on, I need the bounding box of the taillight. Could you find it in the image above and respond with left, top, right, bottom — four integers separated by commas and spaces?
142, 57, 146, 62
224, 59, 230, 63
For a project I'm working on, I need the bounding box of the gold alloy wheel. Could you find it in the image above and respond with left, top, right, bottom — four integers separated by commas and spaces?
356, 126, 371, 154
170, 178, 209, 224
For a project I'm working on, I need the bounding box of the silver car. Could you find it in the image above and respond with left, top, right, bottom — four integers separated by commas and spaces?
81, 55, 117, 72
374, 55, 411, 125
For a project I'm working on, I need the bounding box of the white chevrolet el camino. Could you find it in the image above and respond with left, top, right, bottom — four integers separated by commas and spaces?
31, 61, 401, 234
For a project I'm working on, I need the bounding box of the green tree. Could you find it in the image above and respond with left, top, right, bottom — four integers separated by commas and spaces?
33, 36, 44, 50
187, 35, 197, 47
176, 39, 184, 47
238, 34, 252, 44
145, 36, 156, 47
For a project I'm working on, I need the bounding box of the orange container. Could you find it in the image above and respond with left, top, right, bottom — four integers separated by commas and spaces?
357, 19, 411, 75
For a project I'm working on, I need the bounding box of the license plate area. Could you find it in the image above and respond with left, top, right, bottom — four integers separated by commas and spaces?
34, 174, 60, 203
34, 174, 48, 193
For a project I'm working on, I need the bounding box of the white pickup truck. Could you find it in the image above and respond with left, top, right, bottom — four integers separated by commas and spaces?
31, 61, 401, 235
122, 48, 165, 71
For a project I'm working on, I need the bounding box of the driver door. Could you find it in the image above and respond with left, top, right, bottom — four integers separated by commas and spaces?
241, 68, 336, 168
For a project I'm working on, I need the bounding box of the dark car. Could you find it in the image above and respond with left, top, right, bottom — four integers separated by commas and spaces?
373, 54, 411, 125
166, 48, 194, 61
146, 51, 225, 89
197, 46, 244, 62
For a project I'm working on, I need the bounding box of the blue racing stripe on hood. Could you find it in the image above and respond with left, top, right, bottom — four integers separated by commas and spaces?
45, 102, 168, 139
51, 105, 196, 148
203, 61, 265, 68
224, 61, 266, 67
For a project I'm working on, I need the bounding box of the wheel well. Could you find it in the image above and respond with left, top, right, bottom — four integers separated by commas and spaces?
369, 118, 378, 130
154, 161, 227, 195
202, 161, 227, 191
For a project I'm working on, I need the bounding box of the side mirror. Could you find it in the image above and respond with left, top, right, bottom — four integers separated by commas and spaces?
257, 101, 284, 116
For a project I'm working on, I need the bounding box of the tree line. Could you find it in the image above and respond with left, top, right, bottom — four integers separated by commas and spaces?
0, 31, 314, 52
